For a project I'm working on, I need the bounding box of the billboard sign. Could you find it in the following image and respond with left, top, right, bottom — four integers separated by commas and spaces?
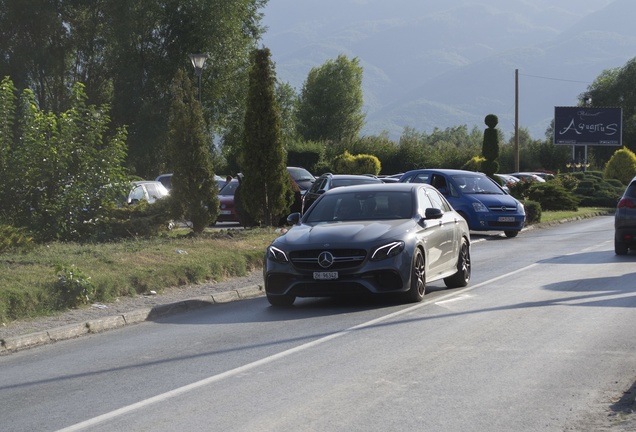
554, 106, 622, 146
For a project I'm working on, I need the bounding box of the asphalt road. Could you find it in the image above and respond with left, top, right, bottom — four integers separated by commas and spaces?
2, 215, 636, 431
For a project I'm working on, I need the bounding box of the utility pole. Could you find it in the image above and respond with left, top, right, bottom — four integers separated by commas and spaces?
514, 69, 520, 172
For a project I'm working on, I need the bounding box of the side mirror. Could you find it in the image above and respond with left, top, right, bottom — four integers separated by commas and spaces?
287, 212, 301, 225
424, 207, 443, 220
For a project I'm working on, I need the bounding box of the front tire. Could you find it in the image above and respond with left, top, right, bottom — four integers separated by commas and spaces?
444, 237, 471, 288
404, 248, 426, 303
504, 230, 519, 238
266, 293, 296, 307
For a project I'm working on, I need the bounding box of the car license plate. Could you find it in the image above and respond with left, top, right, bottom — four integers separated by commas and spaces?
314, 271, 338, 280
220, 210, 232, 215
498, 216, 515, 222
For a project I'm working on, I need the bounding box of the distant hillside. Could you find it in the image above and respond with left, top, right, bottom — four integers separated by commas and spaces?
262, 0, 631, 140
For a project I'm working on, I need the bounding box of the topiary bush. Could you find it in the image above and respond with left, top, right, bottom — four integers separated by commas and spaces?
481, 114, 500, 179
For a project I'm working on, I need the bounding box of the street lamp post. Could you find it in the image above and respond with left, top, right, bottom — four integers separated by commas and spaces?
189, 53, 208, 103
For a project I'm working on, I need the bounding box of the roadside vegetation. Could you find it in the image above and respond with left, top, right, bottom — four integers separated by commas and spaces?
0, 228, 279, 325
0, 206, 613, 326
0, 4, 634, 326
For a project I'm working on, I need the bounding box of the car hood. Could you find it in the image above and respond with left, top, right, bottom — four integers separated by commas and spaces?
276, 220, 414, 248
465, 193, 520, 207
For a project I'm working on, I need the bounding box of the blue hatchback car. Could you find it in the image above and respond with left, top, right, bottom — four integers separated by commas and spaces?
399, 169, 525, 237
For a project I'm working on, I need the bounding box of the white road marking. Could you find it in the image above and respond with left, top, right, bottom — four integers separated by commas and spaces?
57, 262, 540, 432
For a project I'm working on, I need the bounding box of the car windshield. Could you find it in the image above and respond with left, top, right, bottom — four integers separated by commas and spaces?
287, 167, 314, 182
304, 190, 413, 222
219, 180, 239, 196
453, 175, 503, 194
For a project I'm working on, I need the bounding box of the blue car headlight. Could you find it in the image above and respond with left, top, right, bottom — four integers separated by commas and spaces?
472, 202, 488, 212
370, 241, 405, 261
518, 202, 526, 214
267, 245, 289, 263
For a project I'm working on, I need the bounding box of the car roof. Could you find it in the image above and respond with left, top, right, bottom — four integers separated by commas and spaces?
402, 168, 485, 176
134, 180, 163, 185
321, 173, 384, 180
322, 182, 426, 195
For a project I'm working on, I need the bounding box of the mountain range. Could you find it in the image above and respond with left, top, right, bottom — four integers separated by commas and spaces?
261, 0, 635, 140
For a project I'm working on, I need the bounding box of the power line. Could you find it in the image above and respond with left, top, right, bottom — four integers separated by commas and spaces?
519, 73, 591, 85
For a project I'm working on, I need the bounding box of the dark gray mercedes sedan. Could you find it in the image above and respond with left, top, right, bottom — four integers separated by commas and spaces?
264, 183, 471, 306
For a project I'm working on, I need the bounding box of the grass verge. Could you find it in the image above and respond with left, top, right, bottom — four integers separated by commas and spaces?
0, 208, 614, 324
0, 227, 280, 324
539, 207, 613, 224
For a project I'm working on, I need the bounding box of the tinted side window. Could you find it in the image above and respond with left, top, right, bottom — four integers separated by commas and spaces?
428, 189, 452, 212
417, 188, 433, 216
402, 173, 429, 184
309, 177, 327, 193
626, 181, 636, 198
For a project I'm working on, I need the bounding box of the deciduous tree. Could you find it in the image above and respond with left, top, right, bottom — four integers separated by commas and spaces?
296, 54, 365, 144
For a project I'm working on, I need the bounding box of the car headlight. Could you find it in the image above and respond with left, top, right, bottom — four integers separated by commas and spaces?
267, 245, 289, 263
472, 202, 488, 212
370, 241, 405, 261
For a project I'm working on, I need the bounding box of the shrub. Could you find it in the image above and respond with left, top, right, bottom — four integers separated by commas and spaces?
94, 199, 174, 241
0, 225, 34, 253
557, 173, 580, 191
523, 200, 541, 224
526, 182, 579, 211
604, 147, 636, 184
53, 263, 96, 307
332, 150, 381, 175
462, 156, 484, 171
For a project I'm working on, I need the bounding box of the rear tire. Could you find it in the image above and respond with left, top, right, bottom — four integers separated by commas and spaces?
444, 237, 471, 288
266, 293, 296, 307
615, 240, 629, 255
404, 249, 426, 303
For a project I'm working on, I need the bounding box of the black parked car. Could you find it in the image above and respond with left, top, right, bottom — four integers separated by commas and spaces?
615, 175, 636, 255
286, 166, 315, 195
301, 173, 383, 213
264, 183, 471, 306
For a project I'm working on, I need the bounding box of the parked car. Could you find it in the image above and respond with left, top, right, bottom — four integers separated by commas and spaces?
302, 173, 383, 213
264, 183, 471, 306
127, 180, 170, 205
529, 171, 555, 181
508, 172, 546, 183
614, 175, 636, 255
155, 173, 227, 191
494, 173, 520, 193
286, 166, 315, 195
495, 173, 520, 187
217, 179, 240, 223
399, 169, 525, 237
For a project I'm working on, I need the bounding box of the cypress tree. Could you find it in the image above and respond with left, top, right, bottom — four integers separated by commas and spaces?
239, 47, 293, 226
167, 68, 219, 234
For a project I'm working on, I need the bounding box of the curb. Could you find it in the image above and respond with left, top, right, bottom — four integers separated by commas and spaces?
0, 211, 612, 356
0, 284, 264, 356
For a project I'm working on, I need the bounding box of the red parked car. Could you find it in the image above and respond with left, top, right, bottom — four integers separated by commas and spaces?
217, 179, 240, 223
